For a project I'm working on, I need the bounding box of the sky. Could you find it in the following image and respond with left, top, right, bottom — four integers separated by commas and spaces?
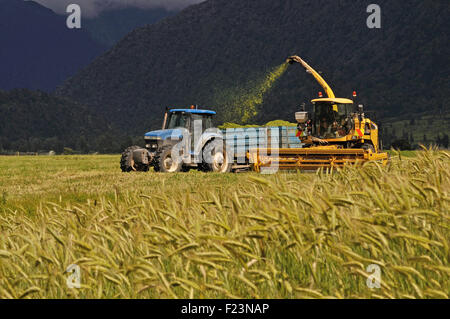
32, 0, 205, 17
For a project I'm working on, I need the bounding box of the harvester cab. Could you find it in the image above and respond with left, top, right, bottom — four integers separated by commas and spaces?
298, 97, 382, 154
120, 107, 232, 173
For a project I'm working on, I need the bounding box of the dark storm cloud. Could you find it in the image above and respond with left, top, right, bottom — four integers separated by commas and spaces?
31, 0, 205, 17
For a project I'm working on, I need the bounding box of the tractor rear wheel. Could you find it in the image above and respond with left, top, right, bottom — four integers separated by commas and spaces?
120, 146, 149, 172
201, 139, 232, 173
154, 147, 182, 173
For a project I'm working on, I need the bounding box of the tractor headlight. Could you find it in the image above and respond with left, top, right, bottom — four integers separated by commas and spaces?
145, 139, 160, 151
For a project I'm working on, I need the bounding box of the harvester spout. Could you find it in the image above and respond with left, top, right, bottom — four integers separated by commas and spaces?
286, 55, 302, 64
286, 55, 336, 99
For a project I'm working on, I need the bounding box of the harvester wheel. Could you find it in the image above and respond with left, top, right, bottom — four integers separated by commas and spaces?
120, 146, 149, 172
201, 139, 232, 173
154, 147, 182, 173
362, 143, 375, 152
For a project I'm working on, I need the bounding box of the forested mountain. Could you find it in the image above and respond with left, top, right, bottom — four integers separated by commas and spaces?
0, 89, 132, 153
83, 7, 175, 47
1, 0, 448, 152
56, 0, 450, 138
0, 0, 106, 92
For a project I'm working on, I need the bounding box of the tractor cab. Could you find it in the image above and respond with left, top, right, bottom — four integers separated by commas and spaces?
164, 109, 215, 132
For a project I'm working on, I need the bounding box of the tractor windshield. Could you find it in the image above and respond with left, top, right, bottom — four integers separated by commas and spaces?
313, 102, 353, 139
166, 112, 189, 129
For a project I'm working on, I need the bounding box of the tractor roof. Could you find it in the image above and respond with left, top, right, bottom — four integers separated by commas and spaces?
311, 98, 354, 104
170, 109, 216, 115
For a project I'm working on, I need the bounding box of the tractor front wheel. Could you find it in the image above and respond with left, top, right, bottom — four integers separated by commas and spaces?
120, 146, 149, 172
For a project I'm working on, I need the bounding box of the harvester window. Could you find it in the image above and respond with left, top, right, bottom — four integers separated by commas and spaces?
337, 104, 351, 116
313, 103, 334, 138
313, 103, 352, 138
335, 104, 353, 137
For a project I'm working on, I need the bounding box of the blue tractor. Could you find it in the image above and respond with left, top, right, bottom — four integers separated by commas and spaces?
120, 108, 233, 173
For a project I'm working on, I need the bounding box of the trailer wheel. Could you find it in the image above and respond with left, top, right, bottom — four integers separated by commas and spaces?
181, 166, 191, 173
154, 147, 182, 173
120, 146, 149, 172
201, 139, 232, 173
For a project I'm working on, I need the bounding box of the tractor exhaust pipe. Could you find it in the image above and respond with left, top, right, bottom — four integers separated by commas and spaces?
162, 107, 169, 130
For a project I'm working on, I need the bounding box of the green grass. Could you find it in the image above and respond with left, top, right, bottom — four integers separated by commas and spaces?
0, 151, 448, 299
386, 150, 418, 158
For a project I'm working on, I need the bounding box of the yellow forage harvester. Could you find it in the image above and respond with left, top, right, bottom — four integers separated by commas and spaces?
249, 55, 389, 171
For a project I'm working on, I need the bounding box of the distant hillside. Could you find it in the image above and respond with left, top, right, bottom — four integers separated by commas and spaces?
84, 7, 175, 47
0, 0, 106, 92
383, 111, 450, 149
0, 89, 132, 153
57, 0, 450, 139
